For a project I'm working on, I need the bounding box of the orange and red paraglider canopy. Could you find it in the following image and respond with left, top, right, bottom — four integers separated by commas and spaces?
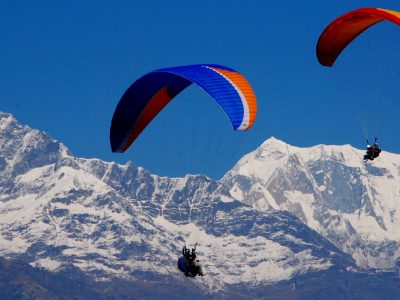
317, 8, 400, 67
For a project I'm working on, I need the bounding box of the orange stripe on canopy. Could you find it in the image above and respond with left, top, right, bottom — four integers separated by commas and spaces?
211, 67, 257, 130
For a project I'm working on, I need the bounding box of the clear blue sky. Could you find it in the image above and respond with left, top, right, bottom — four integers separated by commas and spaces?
1, 1, 399, 179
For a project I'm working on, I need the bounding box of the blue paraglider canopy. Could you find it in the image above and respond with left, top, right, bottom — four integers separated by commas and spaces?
110, 64, 257, 153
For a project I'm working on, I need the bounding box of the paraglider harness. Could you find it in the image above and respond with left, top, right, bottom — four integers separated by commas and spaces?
178, 244, 204, 277
364, 138, 381, 162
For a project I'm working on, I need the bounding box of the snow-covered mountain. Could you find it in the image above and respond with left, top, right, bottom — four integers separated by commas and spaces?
220, 137, 400, 270
1, 111, 400, 298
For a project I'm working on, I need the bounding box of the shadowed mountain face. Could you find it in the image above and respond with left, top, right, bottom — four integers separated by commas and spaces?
1, 112, 400, 298
0, 256, 208, 300
1, 256, 400, 300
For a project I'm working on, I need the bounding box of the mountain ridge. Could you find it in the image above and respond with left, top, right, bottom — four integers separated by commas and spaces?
220, 134, 400, 269
1, 111, 400, 297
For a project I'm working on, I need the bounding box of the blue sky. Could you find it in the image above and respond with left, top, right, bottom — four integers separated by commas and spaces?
1, 1, 399, 179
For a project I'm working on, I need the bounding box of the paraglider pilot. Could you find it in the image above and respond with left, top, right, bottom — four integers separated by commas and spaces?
178, 244, 204, 277
364, 138, 381, 161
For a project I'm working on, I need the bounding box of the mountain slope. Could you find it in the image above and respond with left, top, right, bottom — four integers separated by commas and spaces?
220, 137, 400, 269
0, 112, 357, 296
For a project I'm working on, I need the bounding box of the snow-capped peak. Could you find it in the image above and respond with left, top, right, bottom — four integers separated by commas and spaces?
0, 112, 358, 290
1, 111, 400, 295
222, 138, 400, 269
258, 136, 295, 154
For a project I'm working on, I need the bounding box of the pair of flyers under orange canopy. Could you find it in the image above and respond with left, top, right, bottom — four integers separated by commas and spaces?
110, 7, 400, 153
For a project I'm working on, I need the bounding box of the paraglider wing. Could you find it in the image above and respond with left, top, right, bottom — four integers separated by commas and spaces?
110, 64, 257, 153
317, 8, 400, 67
